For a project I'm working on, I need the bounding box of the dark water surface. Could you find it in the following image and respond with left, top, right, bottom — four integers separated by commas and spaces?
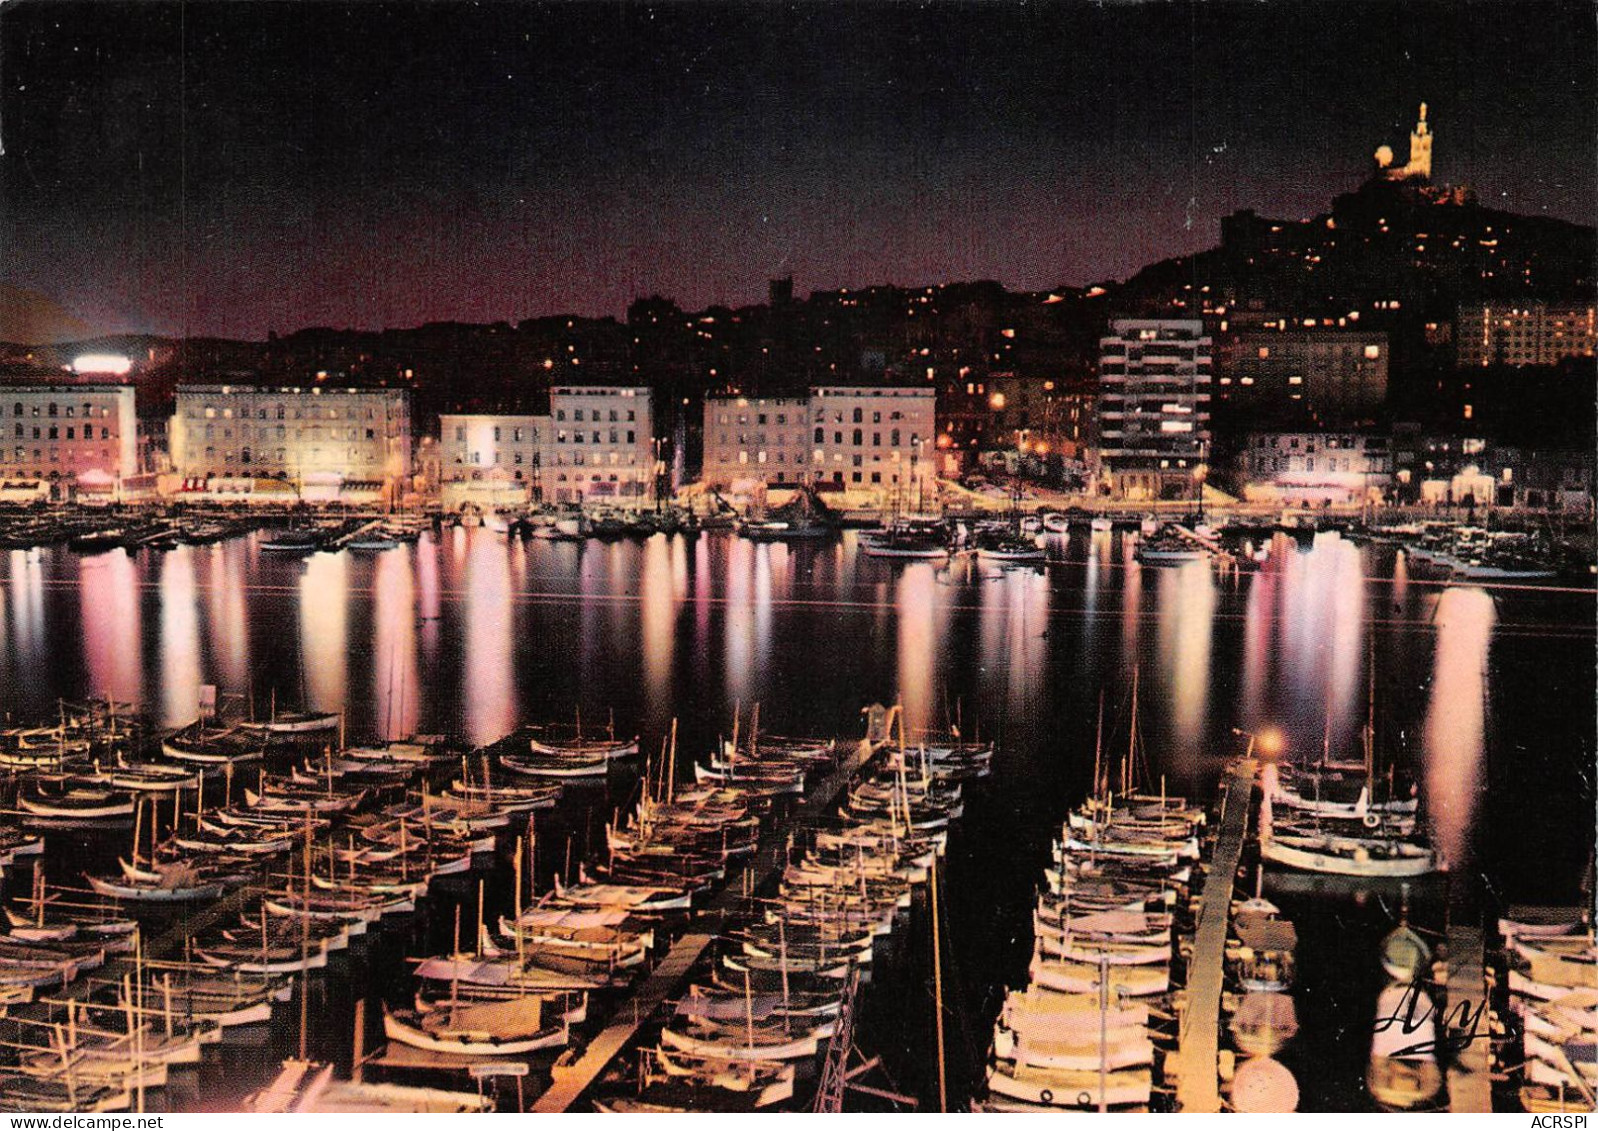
1, 528, 1592, 1111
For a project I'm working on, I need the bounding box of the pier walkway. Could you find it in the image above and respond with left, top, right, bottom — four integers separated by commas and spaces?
1445, 925, 1492, 1112
1175, 757, 1256, 1113
530, 738, 880, 1112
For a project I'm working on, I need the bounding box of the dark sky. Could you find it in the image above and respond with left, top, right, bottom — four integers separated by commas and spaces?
2, 1, 1594, 340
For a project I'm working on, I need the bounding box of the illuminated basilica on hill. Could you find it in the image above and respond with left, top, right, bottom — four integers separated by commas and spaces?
1376, 103, 1433, 181
1372, 102, 1472, 206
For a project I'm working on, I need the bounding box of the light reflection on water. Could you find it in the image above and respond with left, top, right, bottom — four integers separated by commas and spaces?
1425, 586, 1494, 870
1238, 559, 1273, 727
299, 551, 349, 718
9, 548, 44, 682
373, 547, 420, 741
896, 563, 939, 735
0, 524, 1586, 1115
463, 529, 516, 746
159, 545, 201, 727
640, 534, 679, 735
1156, 560, 1214, 768
206, 542, 250, 691
80, 548, 142, 705
0, 526, 1587, 901
723, 535, 757, 707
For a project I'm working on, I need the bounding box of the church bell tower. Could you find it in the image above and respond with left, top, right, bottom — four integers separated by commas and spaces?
1405, 102, 1432, 180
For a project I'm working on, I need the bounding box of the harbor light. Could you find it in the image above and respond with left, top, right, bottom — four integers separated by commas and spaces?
1233, 725, 1285, 760
72, 353, 131, 375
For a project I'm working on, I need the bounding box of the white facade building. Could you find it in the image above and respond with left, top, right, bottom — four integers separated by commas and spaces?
546, 386, 655, 506
1097, 320, 1213, 499
701, 396, 813, 492
170, 385, 412, 503
1240, 431, 1392, 505
809, 387, 936, 503
701, 387, 935, 506
438, 413, 547, 509
0, 384, 138, 500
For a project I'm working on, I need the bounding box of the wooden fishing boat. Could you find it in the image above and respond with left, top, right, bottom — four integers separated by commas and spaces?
240, 710, 342, 735
526, 734, 640, 760
974, 532, 1047, 564
1260, 828, 1437, 878
196, 942, 330, 975
0, 828, 47, 867
162, 722, 266, 765
1229, 907, 1298, 992
246, 785, 368, 814
265, 888, 413, 922
648, 1047, 795, 1106
659, 1019, 821, 1062
860, 523, 950, 561
500, 751, 609, 779
548, 877, 693, 913
1026, 950, 1170, 997
250, 1059, 493, 1113
985, 1057, 1152, 1109
19, 786, 136, 824
446, 778, 562, 811
86, 860, 228, 902
0, 1077, 132, 1113
382, 998, 568, 1056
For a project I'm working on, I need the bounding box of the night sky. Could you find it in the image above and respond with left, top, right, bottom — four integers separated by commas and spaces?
2, 1, 1593, 340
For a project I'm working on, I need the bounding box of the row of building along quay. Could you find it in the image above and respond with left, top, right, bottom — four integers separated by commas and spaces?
2, 111, 1594, 526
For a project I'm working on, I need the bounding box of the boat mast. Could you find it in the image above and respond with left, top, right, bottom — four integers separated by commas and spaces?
1363, 639, 1377, 796
1092, 687, 1105, 801
1123, 666, 1139, 796
929, 849, 948, 1113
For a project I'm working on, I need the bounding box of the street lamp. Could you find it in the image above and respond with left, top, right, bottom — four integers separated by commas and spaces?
1231, 725, 1284, 761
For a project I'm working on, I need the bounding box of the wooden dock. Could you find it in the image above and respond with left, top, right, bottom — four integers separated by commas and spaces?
1445, 925, 1492, 1113
529, 739, 880, 1112
1175, 757, 1256, 1113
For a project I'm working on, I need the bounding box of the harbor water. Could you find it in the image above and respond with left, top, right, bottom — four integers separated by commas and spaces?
0, 526, 1591, 1110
